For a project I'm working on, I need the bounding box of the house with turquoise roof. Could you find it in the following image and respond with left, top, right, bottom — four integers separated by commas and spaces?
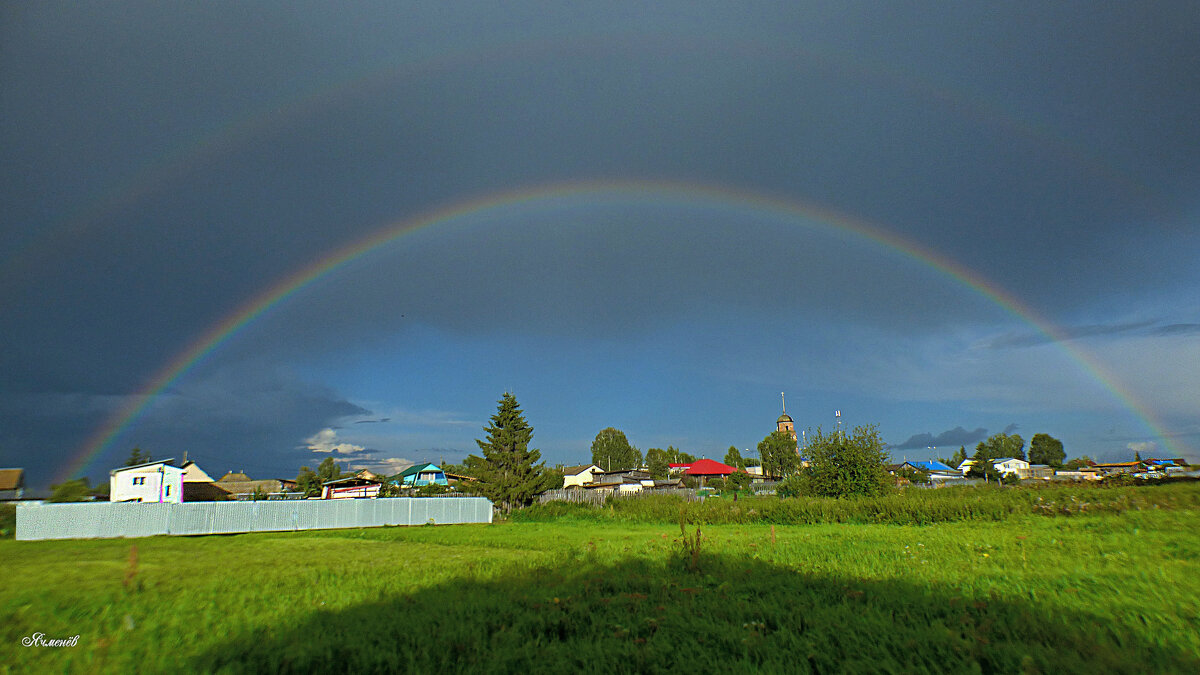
395, 463, 448, 487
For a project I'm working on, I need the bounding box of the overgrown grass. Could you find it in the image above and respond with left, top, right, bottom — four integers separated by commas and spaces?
0, 504, 14, 539
1, 492, 1198, 673
514, 481, 1200, 526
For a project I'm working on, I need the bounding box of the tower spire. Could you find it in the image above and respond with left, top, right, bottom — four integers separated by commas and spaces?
781, 391, 786, 414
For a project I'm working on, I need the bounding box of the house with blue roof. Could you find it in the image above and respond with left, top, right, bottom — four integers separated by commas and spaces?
897, 460, 965, 484
908, 460, 956, 473
394, 463, 448, 488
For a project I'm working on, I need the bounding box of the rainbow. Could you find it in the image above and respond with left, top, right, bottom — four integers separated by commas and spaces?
57, 180, 1176, 481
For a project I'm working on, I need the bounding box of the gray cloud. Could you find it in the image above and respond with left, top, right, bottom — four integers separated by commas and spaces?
983, 321, 1159, 349
2, 3, 1198, 483
891, 426, 988, 451
1151, 324, 1200, 336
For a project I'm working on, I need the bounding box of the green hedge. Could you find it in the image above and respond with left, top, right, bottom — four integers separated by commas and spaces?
514, 481, 1200, 526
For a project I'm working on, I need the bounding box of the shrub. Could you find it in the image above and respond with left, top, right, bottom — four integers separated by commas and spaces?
793, 425, 892, 498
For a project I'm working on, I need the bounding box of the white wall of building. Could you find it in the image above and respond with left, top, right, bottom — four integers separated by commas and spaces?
562, 465, 602, 488
110, 463, 184, 503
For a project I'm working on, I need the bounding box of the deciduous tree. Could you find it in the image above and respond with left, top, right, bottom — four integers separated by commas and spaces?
465, 393, 548, 514
975, 432, 1026, 461
1029, 433, 1065, 468
758, 431, 799, 478
591, 427, 641, 471
723, 446, 745, 470
967, 433, 1024, 481
295, 466, 321, 496
645, 448, 670, 479
297, 456, 344, 497
316, 457, 343, 483
665, 446, 695, 465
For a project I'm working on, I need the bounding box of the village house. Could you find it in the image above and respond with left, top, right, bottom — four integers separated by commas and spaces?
667, 463, 691, 476
215, 471, 298, 500
180, 460, 232, 501
582, 468, 655, 493
1090, 461, 1142, 477
110, 459, 184, 503
321, 475, 382, 499
0, 468, 25, 500
396, 463, 448, 488
957, 457, 1030, 479
1053, 468, 1102, 481
683, 458, 739, 487
562, 464, 603, 487
900, 460, 966, 484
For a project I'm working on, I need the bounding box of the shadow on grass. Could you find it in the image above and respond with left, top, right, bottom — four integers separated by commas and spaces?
194, 551, 1196, 674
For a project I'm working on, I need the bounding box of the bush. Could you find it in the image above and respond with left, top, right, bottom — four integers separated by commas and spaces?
776, 474, 808, 499
792, 425, 892, 498
416, 483, 450, 497
727, 471, 752, 492
48, 478, 93, 503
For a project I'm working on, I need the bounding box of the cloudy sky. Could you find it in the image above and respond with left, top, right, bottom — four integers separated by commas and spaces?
3, 2, 1198, 489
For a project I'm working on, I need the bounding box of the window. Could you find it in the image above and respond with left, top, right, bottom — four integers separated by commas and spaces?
165, 485, 170, 496
132, 476, 145, 485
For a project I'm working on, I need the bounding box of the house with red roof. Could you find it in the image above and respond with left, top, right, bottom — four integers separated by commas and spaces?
684, 459, 740, 487
667, 463, 692, 476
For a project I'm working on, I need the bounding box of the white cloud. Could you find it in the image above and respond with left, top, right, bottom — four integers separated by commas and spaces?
1127, 441, 1158, 454
303, 428, 367, 455
347, 456, 416, 475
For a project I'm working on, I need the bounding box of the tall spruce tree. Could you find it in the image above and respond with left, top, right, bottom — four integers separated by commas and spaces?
465, 393, 546, 514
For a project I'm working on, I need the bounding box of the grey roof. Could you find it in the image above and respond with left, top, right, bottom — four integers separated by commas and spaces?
110, 459, 177, 475
562, 464, 599, 476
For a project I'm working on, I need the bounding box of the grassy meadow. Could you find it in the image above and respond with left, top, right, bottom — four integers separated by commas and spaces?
1, 484, 1198, 673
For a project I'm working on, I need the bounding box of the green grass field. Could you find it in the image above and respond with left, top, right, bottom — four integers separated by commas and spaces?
1, 487, 1198, 673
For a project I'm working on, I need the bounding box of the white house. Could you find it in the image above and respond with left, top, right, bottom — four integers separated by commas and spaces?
110, 460, 184, 503
958, 457, 1031, 479
562, 464, 602, 488
994, 458, 1029, 477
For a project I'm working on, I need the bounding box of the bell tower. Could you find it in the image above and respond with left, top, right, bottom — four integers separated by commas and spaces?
776, 392, 797, 441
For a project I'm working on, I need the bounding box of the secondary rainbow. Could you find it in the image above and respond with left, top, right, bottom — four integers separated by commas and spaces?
59, 179, 1175, 481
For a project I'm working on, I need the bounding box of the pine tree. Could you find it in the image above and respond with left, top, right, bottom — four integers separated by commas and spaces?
465, 393, 547, 514
125, 447, 151, 466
